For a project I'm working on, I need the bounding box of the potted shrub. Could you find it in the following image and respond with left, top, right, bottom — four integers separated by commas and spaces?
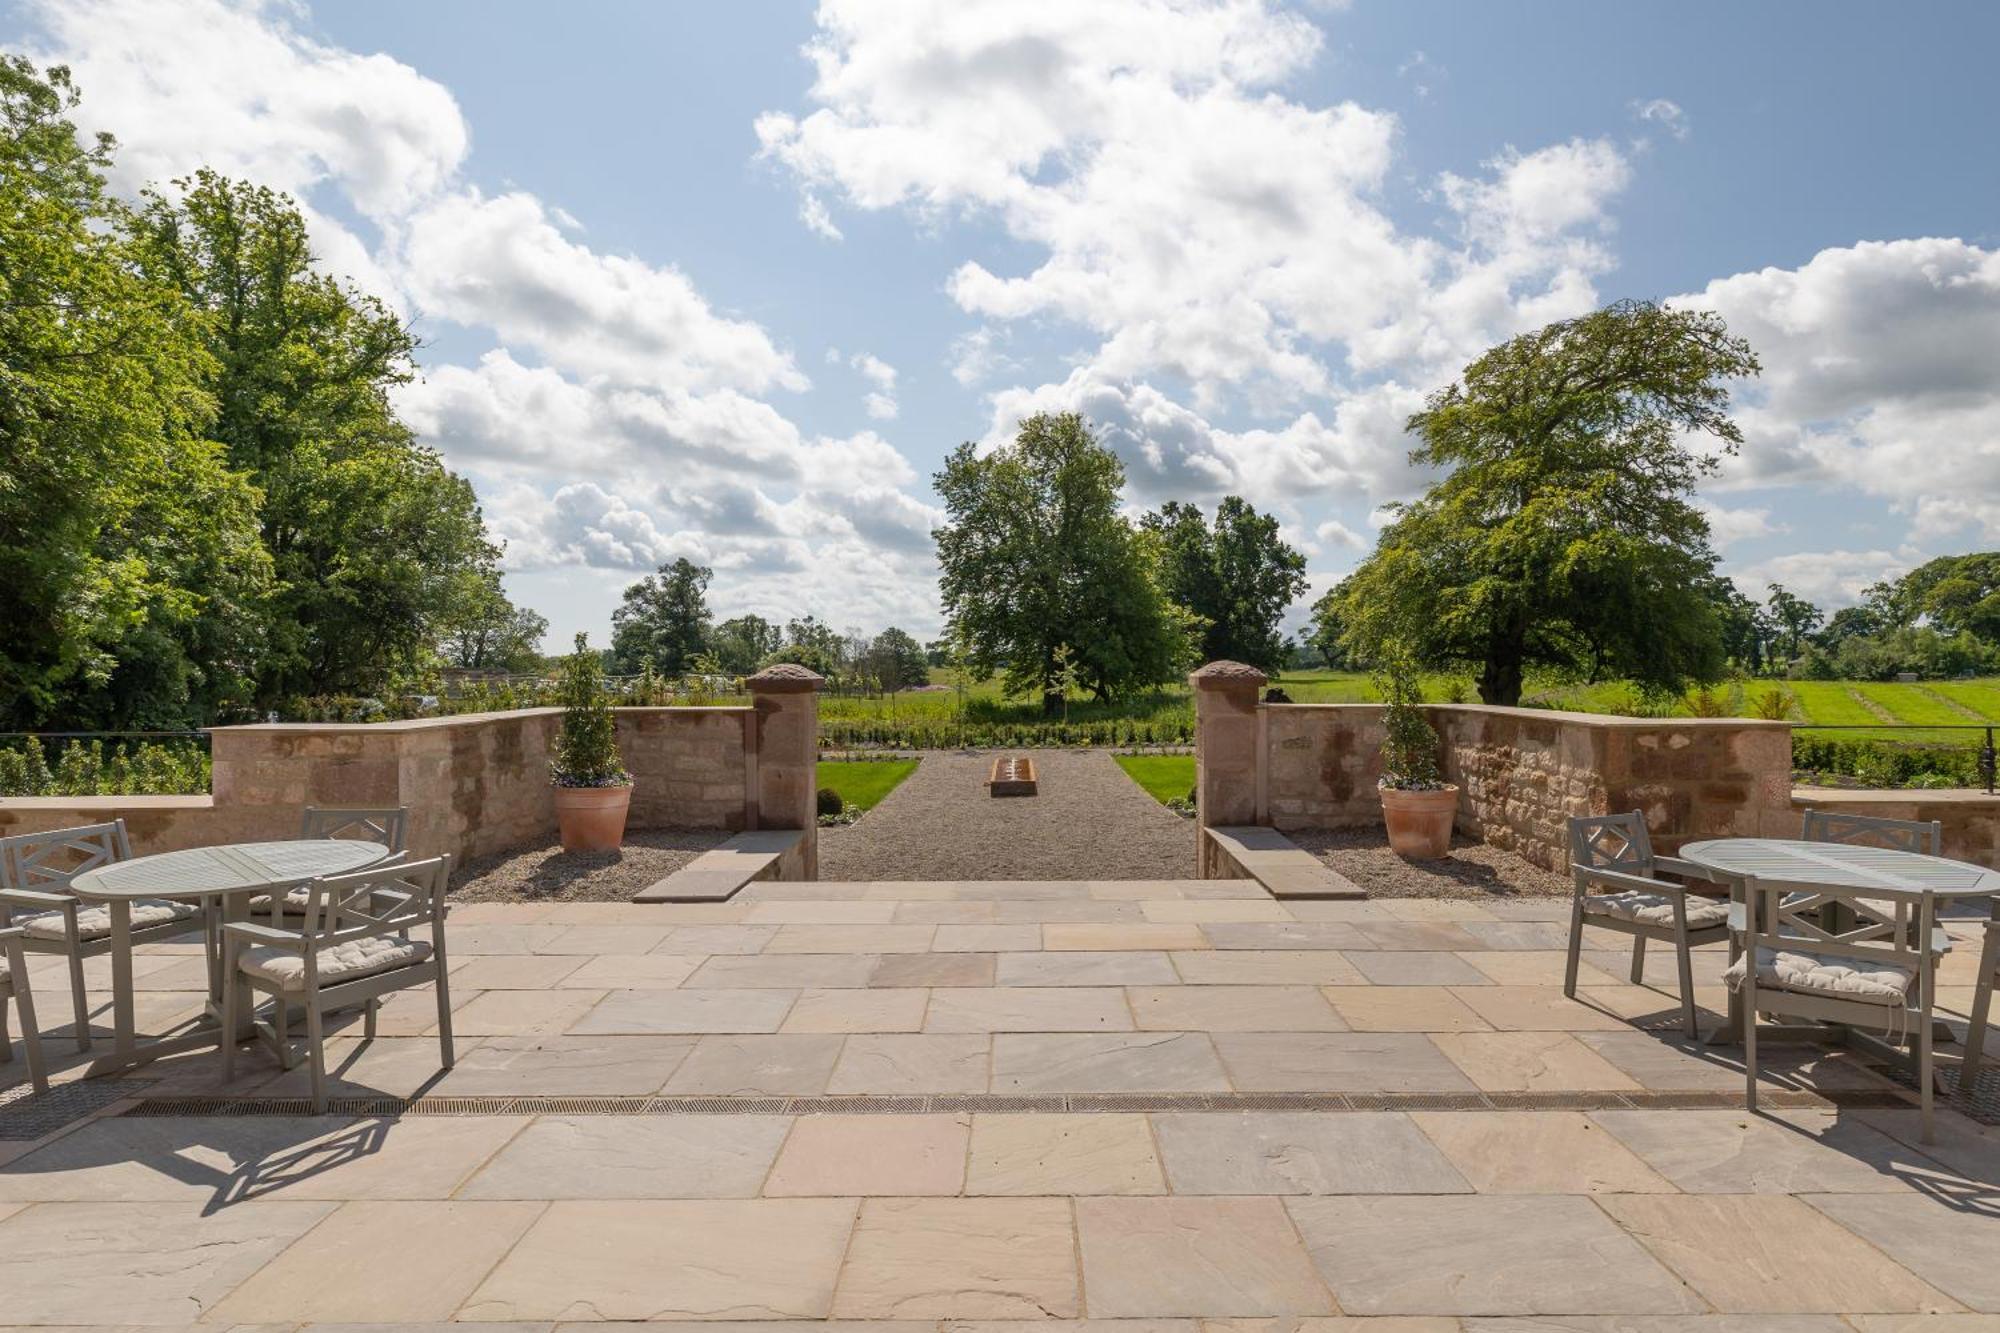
550, 633, 632, 853
1377, 655, 1458, 859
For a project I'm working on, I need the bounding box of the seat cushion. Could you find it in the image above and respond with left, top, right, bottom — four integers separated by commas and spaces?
16, 898, 199, 943
240, 935, 432, 993
1723, 946, 1913, 1006
1582, 889, 1729, 929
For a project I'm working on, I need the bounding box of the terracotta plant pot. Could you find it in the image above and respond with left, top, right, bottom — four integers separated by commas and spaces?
1380, 784, 1460, 860
553, 783, 632, 853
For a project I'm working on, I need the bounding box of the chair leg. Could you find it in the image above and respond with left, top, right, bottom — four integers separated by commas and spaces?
66, 950, 91, 1053
363, 997, 378, 1041
1674, 927, 1700, 1041
274, 999, 291, 1069
1961, 966, 1996, 1095
1742, 974, 1760, 1114
305, 997, 327, 1114
1919, 1007, 1936, 1145
1563, 898, 1586, 999
1629, 935, 1647, 984
10, 977, 47, 1096
219, 967, 240, 1085
435, 970, 456, 1070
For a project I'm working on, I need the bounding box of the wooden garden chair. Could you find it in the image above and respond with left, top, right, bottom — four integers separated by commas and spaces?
0, 821, 200, 1051
1729, 876, 1946, 1140
0, 925, 48, 1094
1565, 812, 1731, 1038
256, 806, 408, 925
221, 854, 454, 1111
1801, 808, 1943, 855
1952, 921, 2000, 1094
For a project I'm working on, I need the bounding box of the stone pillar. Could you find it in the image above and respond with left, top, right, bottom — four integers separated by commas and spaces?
1190, 660, 1267, 877
747, 663, 824, 879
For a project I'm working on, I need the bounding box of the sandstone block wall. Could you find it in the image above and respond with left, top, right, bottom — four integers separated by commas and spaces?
0, 704, 779, 868
1214, 694, 1797, 873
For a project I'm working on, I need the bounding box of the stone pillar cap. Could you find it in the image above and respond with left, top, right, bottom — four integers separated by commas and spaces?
1188, 660, 1268, 689
747, 663, 825, 693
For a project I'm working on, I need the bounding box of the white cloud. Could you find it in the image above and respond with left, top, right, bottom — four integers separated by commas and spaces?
1314, 519, 1366, 550
1729, 548, 1911, 610
848, 352, 899, 419
1631, 97, 1689, 141
798, 191, 843, 240
1677, 238, 2000, 538
1698, 502, 1785, 550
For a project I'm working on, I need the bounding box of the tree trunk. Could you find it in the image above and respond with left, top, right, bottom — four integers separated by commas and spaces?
1478, 651, 1525, 707
1041, 690, 1064, 718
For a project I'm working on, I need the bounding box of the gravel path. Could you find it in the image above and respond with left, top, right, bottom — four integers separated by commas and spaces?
820, 750, 1194, 881
452, 828, 730, 903
1291, 826, 1570, 900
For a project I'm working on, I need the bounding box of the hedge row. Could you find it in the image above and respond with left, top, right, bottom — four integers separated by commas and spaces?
0, 739, 212, 796
1790, 734, 1987, 789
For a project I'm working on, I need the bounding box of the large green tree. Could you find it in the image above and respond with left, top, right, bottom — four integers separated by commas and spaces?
861, 627, 928, 694
710, 613, 782, 675
1144, 497, 1307, 672
610, 557, 712, 674
440, 573, 549, 674
132, 171, 500, 704
0, 60, 270, 729
1764, 583, 1824, 663
934, 412, 1193, 711
1339, 300, 1757, 705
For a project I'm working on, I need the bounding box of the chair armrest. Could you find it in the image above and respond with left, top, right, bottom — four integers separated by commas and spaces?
0, 887, 74, 910
0, 924, 23, 945
1579, 865, 1695, 897
220, 920, 307, 949
1653, 856, 1720, 884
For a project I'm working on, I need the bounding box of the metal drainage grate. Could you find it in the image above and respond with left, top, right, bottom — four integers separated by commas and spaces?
0, 1078, 154, 1139
115, 1085, 1924, 1119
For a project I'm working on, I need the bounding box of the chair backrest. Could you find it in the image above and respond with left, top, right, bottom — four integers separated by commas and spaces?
300, 806, 408, 854
0, 821, 131, 894
1801, 809, 1942, 856
1742, 874, 1937, 1000
294, 854, 451, 946
1568, 812, 1656, 876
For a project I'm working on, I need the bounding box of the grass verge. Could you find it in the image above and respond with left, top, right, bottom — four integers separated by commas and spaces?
1115, 753, 1196, 804
816, 758, 919, 811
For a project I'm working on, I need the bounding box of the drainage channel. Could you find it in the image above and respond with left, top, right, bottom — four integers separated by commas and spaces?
114, 1086, 1920, 1119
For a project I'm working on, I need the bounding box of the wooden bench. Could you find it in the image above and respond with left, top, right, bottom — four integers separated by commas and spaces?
1202, 825, 1366, 900
633, 830, 806, 903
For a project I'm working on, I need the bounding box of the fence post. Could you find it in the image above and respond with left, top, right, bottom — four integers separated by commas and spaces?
1190, 660, 1267, 877
747, 664, 823, 879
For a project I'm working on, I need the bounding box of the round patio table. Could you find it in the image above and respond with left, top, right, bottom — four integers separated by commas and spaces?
1678, 837, 2000, 1052
70, 839, 388, 1069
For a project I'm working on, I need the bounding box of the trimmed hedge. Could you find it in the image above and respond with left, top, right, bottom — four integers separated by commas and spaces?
1791, 734, 1986, 788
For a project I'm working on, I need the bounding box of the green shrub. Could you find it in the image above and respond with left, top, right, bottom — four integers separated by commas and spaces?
550, 634, 629, 787
1377, 652, 1443, 790
816, 786, 845, 817
1791, 734, 1982, 788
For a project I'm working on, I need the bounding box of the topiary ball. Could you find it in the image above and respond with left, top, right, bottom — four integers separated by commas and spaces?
816, 786, 845, 817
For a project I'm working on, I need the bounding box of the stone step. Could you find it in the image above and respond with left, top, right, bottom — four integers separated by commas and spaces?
634, 829, 806, 903
1204, 825, 1366, 900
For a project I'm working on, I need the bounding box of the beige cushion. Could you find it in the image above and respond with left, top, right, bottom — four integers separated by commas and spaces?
240, 935, 432, 993
1582, 889, 1729, 929
16, 898, 199, 942
1723, 946, 1913, 1005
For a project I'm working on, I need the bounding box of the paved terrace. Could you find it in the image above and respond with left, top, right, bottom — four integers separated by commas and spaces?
3, 878, 2000, 1325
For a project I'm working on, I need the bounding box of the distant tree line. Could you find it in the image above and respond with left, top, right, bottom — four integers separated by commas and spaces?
0, 61, 533, 729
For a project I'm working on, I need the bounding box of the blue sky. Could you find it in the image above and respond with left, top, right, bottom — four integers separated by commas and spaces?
14, 0, 2000, 649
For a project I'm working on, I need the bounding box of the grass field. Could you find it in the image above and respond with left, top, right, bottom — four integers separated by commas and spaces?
815, 758, 918, 810
1114, 753, 1197, 804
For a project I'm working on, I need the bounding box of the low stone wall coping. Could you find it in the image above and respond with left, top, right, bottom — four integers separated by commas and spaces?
218, 704, 753, 735
1262, 701, 1794, 730
0, 794, 215, 812
1793, 786, 2000, 807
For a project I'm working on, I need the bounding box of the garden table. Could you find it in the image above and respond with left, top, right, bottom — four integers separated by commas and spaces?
69, 839, 388, 1071
1678, 837, 2000, 1055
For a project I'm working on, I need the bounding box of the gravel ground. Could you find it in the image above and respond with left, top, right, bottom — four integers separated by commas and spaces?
819, 750, 1194, 881
451, 828, 730, 903
1291, 826, 1570, 900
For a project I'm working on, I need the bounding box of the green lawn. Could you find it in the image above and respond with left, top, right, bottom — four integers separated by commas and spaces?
816, 758, 918, 810
1115, 753, 1196, 804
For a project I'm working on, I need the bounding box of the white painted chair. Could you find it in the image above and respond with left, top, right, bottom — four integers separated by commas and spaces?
221, 854, 454, 1111
0, 925, 48, 1094
1953, 921, 2000, 1093
1729, 877, 1946, 1139
1564, 812, 1731, 1038
1801, 808, 1943, 855
0, 821, 200, 1051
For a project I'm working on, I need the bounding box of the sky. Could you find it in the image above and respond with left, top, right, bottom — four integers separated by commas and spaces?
10, 0, 2000, 651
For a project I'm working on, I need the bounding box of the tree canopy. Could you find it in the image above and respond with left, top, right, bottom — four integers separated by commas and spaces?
611, 557, 713, 675
0, 62, 530, 726
1144, 497, 1307, 673
1337, 300, 1759, 705
933, 413, 1193, 711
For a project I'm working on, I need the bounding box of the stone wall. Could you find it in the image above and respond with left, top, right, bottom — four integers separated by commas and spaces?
1194, 662, 1797, 873
0, 691, 808, 870
1788, 787, 2000, 867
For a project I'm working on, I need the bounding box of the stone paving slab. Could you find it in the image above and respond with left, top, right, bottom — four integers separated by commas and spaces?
8, 879, 2000, 1327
